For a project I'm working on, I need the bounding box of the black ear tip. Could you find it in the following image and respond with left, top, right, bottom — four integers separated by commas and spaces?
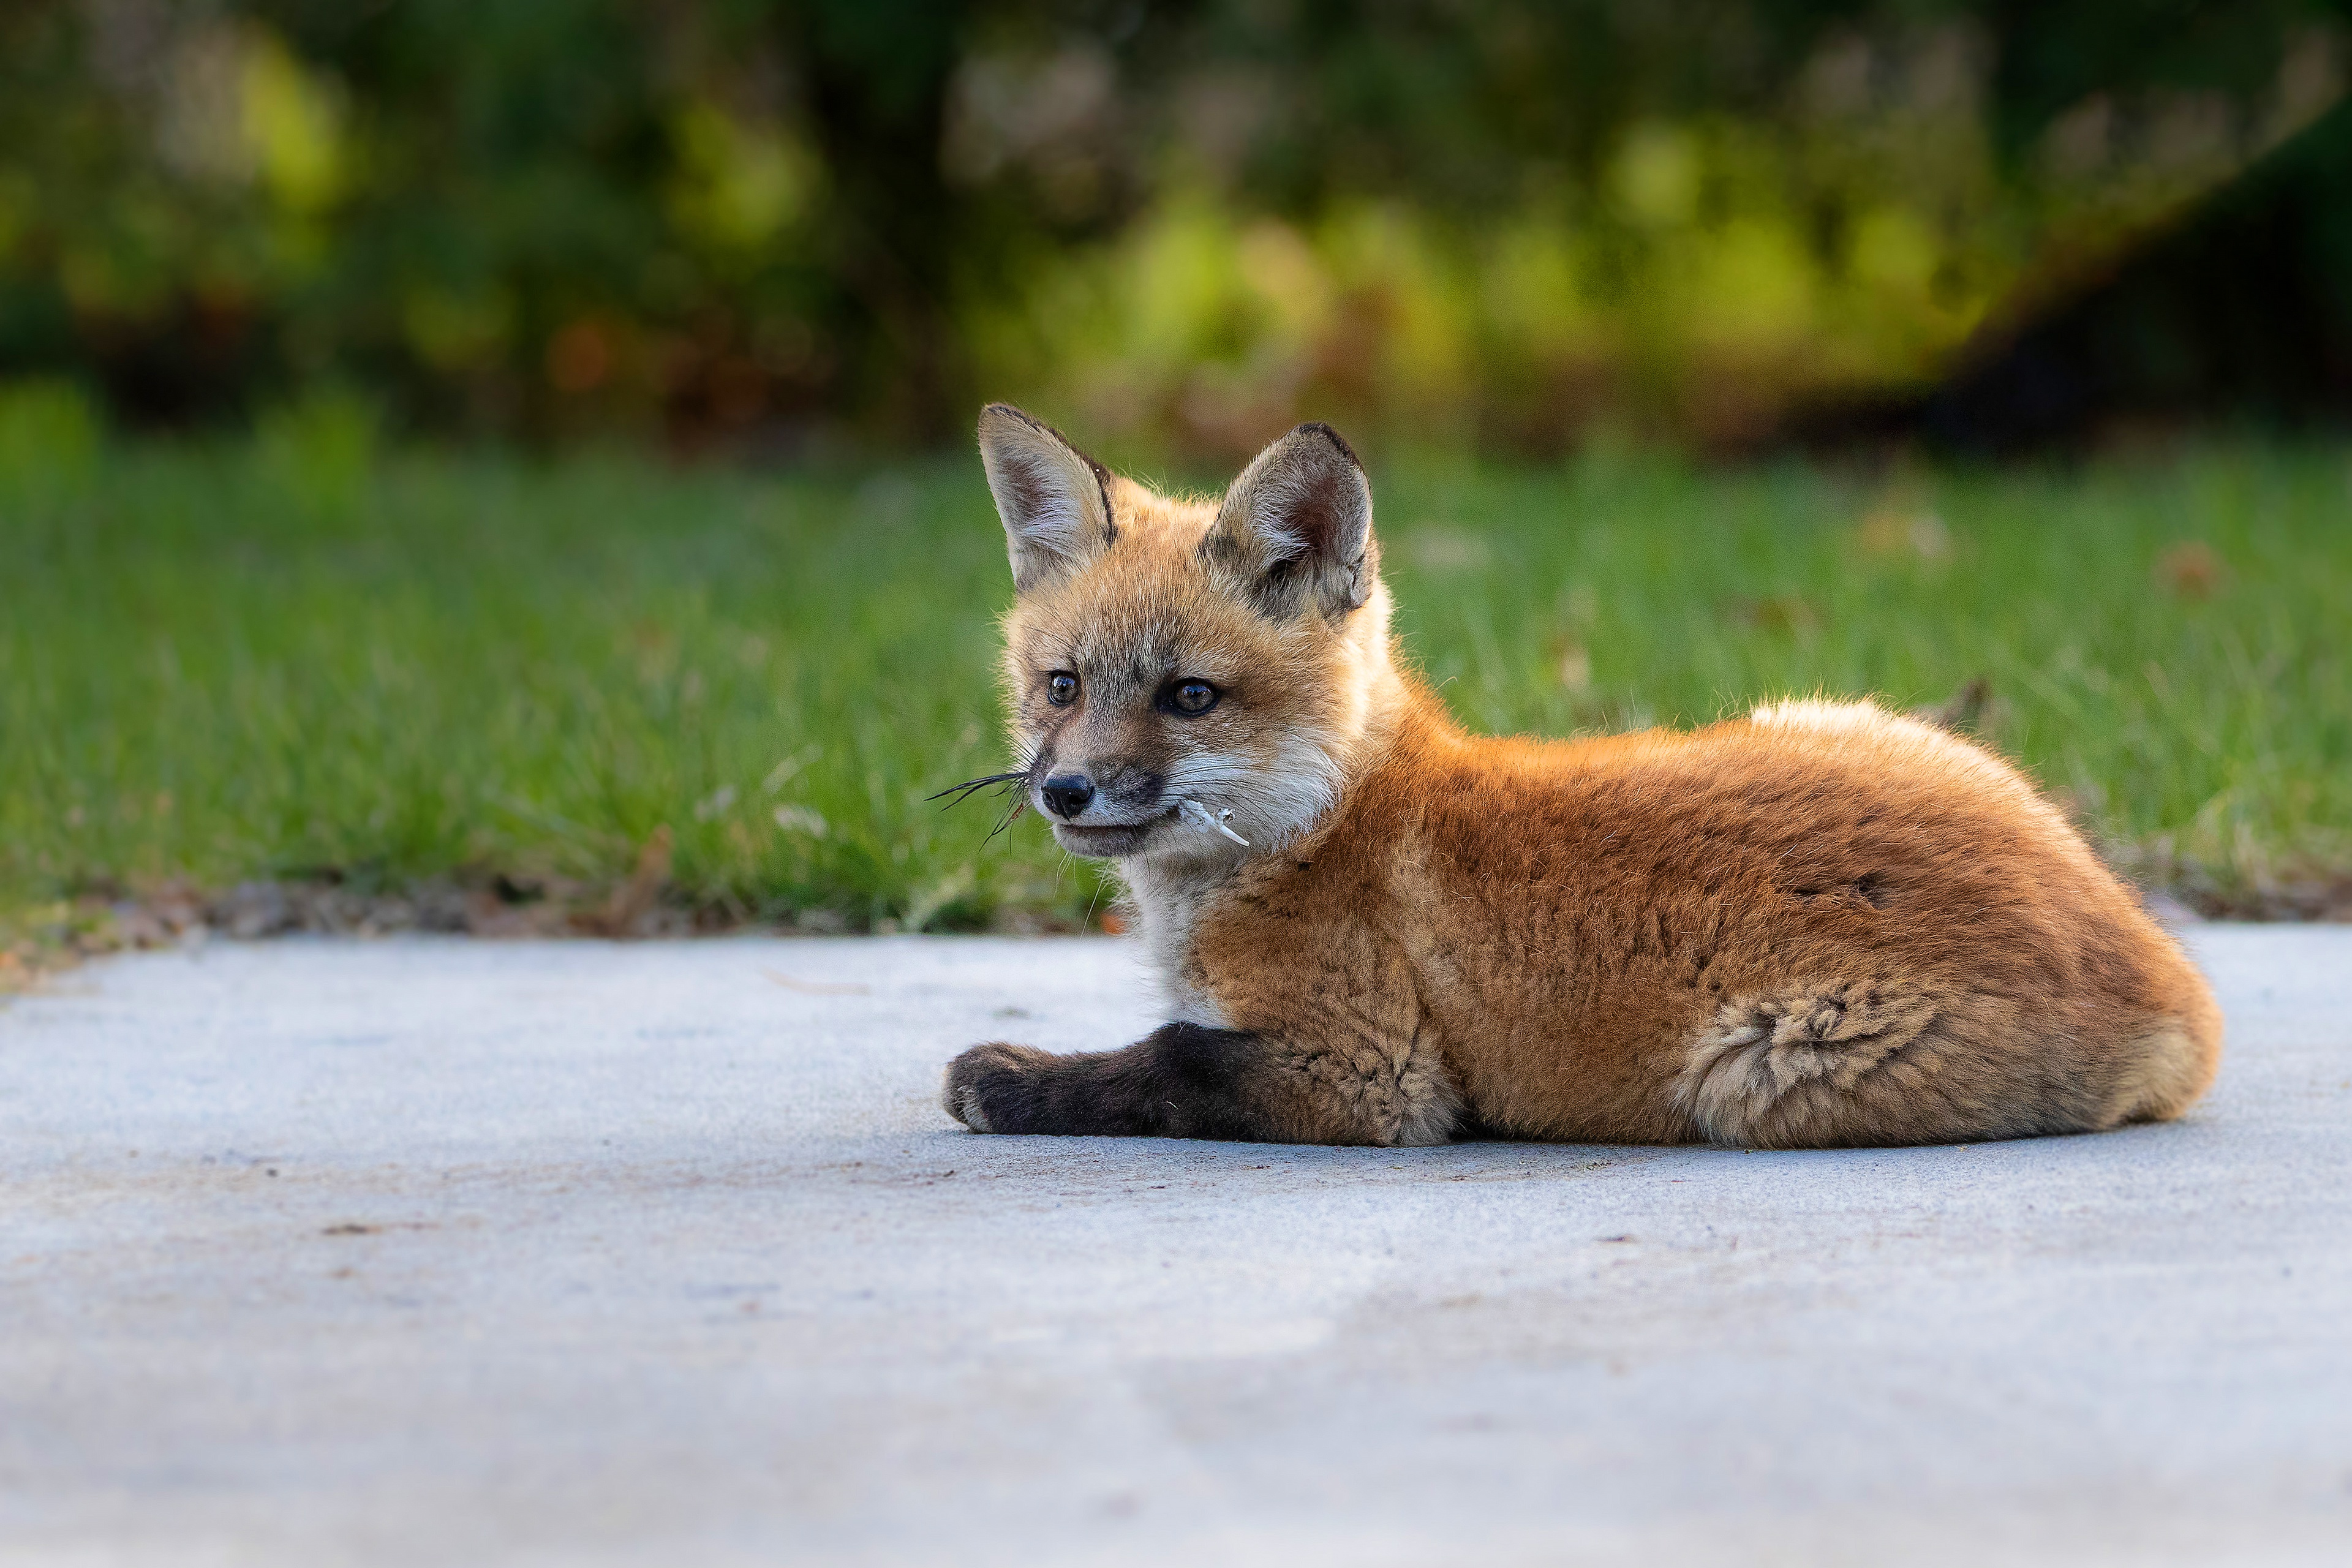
1292, 421, 1363, 471
978, 402, 1039, 437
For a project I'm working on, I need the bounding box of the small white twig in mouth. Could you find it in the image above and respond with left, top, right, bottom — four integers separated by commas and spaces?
1178, 797, 1250, 846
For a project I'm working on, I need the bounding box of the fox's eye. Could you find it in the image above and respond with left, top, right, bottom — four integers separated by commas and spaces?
1046, 671, 1079, 706
1170, 679, 1219, 716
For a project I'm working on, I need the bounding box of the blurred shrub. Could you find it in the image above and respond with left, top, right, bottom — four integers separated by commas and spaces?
0, 1, 2343, 455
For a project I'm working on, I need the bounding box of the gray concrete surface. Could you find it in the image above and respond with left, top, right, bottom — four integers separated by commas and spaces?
2, 927, 2349, 1567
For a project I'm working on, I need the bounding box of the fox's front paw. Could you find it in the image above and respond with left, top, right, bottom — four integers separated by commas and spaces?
941, 1041, 1055, 1133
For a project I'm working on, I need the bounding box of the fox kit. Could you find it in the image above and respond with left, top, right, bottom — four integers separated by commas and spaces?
942, 405, 2223, 1148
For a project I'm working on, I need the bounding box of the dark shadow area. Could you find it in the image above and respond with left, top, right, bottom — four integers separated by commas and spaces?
1811, 98, 2352, 454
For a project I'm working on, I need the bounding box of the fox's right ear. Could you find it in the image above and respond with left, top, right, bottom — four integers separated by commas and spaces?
976, 404, 1115, 592
1201, 421, 1375, 620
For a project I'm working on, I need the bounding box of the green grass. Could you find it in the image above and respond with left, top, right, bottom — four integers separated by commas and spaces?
2, 394, 2348, 938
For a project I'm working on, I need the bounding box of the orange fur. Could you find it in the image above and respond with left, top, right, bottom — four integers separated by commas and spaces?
943, 408, 2223, 1148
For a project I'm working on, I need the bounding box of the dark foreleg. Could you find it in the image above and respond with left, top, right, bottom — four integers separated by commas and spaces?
943, 1025, 1307, 1141
941, 1021, 1460, 1146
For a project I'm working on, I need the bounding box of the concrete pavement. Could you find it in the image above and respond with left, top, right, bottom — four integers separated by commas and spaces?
3, 927, 2349, 1566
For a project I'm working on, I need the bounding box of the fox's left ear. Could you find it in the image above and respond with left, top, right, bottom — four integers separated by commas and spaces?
1202, 422, 1376, 619
977, 403, 1117, 592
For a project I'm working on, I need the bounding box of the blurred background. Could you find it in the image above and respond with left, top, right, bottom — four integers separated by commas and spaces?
8, 0, 2351, 456
2, 1, 2348, 963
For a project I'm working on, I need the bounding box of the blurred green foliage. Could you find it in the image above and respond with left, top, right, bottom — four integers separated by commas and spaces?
1, 1, 2345, 453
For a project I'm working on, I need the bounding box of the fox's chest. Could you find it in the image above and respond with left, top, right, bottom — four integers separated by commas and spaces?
1129, 851, 1417, 1041
1121, 859, 1235, 1029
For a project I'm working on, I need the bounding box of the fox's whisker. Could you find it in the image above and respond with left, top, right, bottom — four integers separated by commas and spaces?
927, 771, 1029, 809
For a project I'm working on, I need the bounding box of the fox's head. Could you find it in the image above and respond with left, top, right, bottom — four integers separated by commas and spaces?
976, 404, 1401, 862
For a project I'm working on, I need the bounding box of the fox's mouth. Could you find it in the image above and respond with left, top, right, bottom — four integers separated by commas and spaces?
1049, 804, 1189, 858
1050, 814, 1166, 857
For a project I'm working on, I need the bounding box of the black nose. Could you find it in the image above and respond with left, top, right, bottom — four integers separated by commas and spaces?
1041, 774, 1096, 820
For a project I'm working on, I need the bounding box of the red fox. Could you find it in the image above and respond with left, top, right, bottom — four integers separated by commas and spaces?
942, 405, 2223, 1147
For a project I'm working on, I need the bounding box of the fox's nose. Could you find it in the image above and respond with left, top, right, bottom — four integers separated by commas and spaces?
1041, 774, 1096, 819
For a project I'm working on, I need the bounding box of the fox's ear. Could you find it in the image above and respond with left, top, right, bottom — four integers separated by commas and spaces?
977, 404, 1115, 592
1202, 422, 1375, 619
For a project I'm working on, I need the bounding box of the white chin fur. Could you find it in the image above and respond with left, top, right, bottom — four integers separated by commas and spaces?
1159, 736, 1342, 855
